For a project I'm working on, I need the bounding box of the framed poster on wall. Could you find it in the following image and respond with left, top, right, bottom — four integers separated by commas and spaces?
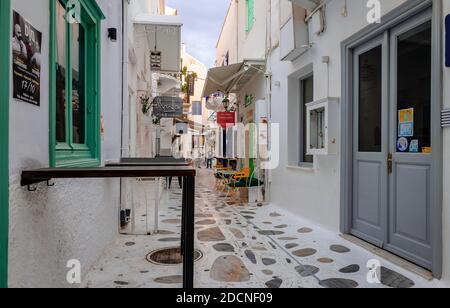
12, 11, 42, 106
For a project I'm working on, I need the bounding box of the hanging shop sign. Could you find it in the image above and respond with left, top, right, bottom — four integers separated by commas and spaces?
12, 11, 42, 106
150, 50, 162, 71
152, 96, 183, 118
186, 73, 196, 97
217, 112, 236, 129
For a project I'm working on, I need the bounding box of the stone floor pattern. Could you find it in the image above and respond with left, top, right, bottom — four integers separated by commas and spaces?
82, 169, 442, 288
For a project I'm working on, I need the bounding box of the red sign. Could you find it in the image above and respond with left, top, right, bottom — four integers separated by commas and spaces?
217, 112, 236, 129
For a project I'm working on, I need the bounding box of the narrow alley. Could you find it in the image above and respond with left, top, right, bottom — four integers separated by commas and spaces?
82, 168, 438, 288
2, 0, 450, 291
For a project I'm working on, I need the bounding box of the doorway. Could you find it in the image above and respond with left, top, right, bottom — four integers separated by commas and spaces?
349, 7, 440, 271
0, 0, 11, 289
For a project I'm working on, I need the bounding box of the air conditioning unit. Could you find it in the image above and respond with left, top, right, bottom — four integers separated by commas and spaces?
289, 0, 322, 11
280, 4, 310, 61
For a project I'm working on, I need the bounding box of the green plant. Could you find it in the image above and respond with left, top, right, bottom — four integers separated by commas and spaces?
181, 66, 198, 96
181, 83, 188, 94
152, 117, 161, 125
140, 94, 151, 115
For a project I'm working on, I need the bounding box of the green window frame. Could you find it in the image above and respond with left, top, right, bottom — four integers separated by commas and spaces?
49, 0, 104, 167
0, 0, 11, 289
246, 0, 254, 33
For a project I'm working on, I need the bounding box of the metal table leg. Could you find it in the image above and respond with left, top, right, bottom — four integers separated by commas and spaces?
154, 177, 160, 233
182, 176, 195, 289
181, 177, 186, 256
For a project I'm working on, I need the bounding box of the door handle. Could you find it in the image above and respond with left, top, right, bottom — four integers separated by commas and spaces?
388, 153, 393, 174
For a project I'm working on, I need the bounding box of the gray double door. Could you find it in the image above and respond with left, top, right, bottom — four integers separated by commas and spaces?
352, 10, 435, 270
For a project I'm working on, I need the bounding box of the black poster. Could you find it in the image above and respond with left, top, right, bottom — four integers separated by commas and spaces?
12, 11, 42, 106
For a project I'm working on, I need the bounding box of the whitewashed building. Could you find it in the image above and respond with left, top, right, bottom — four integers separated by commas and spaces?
0, 0, 181, 288
205, 0, 450, 284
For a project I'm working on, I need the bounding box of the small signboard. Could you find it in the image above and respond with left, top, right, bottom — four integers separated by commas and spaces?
186, 74, 196, 97
12, 11, 42, 106
217, 112, 236, 129
152, 96, 183, 118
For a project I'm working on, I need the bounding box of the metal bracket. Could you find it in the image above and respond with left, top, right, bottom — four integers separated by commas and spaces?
26, 180, 55, 192
27, 185, 38, 192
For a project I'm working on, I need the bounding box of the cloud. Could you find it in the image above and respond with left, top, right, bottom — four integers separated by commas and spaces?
166, 0, 230, 67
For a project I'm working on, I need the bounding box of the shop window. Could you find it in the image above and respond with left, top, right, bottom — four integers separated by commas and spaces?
246, 0, 254, 33
396, 21, 431, 153
50, 0, 104, 167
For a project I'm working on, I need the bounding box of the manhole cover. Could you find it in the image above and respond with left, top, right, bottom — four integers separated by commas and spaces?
146, 247, 203, 265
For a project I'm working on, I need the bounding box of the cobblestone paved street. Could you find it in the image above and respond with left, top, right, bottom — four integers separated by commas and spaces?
82, 169, 442, 288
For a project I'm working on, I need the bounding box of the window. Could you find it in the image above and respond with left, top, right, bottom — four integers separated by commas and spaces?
50, 0, 105, 167
246, 0, 254, 33
300, 75, 314, 164
396, 21, 431, 153
223, 51, 229, 66
358, 46, 382, 152
191, 101, 202, 116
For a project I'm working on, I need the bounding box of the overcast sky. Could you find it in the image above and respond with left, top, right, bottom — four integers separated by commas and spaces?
166, 0, 230, 68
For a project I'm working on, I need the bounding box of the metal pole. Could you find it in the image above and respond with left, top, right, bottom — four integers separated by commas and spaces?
183, 176, 195, 289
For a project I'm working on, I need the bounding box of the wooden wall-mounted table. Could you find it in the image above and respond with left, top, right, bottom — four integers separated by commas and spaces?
21, 166, 196, 289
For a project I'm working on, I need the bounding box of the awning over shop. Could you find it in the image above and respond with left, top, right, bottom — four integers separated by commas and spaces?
153, 73, 181, 96
202, 60, 266, 97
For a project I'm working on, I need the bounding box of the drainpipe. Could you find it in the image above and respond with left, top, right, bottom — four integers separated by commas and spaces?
121, 0, 129, 157
265, 0, 272, 203
236, 0, 239, 62
120, 0, 129, 228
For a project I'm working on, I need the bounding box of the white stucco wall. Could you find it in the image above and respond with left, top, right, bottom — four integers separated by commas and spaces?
216, 0, 238, 66
269, 0, 410, 231
8, 0, 123, 288
216, 0, 268, 66
237, 0, 267, 61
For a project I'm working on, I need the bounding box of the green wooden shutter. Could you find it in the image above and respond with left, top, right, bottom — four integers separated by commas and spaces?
246, 0, 254, 32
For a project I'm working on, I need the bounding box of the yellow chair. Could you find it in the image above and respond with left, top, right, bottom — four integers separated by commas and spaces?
225, 168, 251, 199
214, 166, 232, 190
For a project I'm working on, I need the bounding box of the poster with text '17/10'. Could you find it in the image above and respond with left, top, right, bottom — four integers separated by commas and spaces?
12, 11, 42, 106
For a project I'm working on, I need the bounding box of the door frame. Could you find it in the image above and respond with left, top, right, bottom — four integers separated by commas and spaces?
340, 0, 443, 277
0, 0, 11, 289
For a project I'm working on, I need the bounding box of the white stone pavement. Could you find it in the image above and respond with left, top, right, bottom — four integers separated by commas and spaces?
81, 169, 446, 288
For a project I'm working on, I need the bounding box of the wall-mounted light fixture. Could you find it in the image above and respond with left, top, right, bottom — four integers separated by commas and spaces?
108, 28, 117, 42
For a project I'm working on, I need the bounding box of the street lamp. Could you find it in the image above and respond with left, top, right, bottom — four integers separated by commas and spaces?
222, 96, 230, 111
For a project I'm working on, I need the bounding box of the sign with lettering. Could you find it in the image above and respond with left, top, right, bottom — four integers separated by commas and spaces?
217, 112, 236, 129
12, 11, 42, 106
152, 96, 183, 118
186, 74, 196, 97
